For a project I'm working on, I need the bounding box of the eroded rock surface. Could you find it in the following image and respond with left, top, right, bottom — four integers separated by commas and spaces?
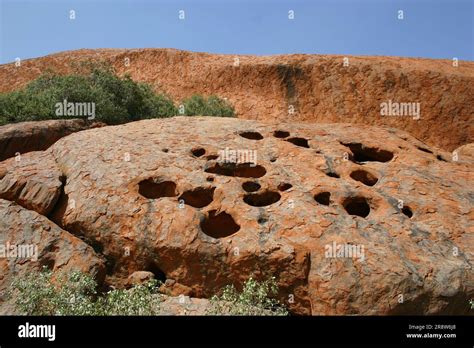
0, 49, 472, 151
3, 116, 467, 315
0, 199, 105, 311
454, 143, 474, 164
0, 119, 104, 161
0, 151, 63, 215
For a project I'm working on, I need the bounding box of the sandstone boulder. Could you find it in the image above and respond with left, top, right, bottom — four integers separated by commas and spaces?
0, 151, 63, 215
13, 116, 467, 315
0, 119, 104, 161
1, 49, 472, 151
0, 199, 106, 311
126, 271, 155, 287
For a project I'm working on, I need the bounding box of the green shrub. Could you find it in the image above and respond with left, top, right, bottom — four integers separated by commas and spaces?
0, 65, 177, 125
207, 277, 288, 316
180, 95, 235, 117
0, 66, 236, 126
9, 268, 161, 316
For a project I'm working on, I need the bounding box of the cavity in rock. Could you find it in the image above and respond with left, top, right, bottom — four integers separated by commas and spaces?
200, 210, 240, 238
244, 191, 281, 207
138, 179, 177, 199
343, 196, 370, 218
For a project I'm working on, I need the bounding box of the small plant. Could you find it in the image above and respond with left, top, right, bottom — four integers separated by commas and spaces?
207, 276, 288, 316
9, 267, 161, 316
98, 281, 160, 316
180, 95, 235, 117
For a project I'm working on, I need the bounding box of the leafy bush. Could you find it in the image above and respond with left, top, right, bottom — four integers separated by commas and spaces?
180, 95, 235, 117
207, 277, 288, 316
0, 65, 177, 125
9, 268, 161, 316
0, 63, 236, 126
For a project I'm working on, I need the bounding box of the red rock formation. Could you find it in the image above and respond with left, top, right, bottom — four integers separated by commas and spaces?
0, 119, 104, 161
0, 49, 472, 151
1, 117, 470, 315
0, 199, 105, 313
0, 151, 63, 215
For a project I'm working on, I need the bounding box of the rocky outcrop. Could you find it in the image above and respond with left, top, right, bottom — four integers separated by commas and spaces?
0, 49, 472, 151
0, 119, 104, 161
1, 116, 468, 315
0, 199, 105, 310
0, 151, 63, 215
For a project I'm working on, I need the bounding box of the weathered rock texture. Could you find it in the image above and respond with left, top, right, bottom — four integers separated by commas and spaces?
0, 199, 105, 309
0, 49, 472, 151
0, 119, 104, 161
0, 151, 63, 215
454, 143, 474, 164
1, 117, 471, 315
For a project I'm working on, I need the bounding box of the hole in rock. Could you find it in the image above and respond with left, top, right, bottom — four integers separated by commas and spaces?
138, 179, 177, 199
179, 187, 215, 208
326, 172, 340, 179
342, 142, 394, 163
201, 210, 240, 238
205, 162, 266, 178
244, 191, 281, 207
206, 176, 214, 182
147, 263, 167, 283
314, 192, 331, 206
242, 181, 261, 192
436, 154, 447, 162
88, 239, 104, 254
191, 147, 206, 157
48, 191, 69, 225
402, 206, 413, 218
286, 137, 309, 148
417, 146, 433, 154
343, 196, 371, 218
240, 131, 263, 140
39, 255, 56, 270
258, 216, 268, 224
350, 169, 378, 186
206, 154, 220, 160
162, 148, 169, 153
277, 183, 293, 191
105, 254, 117, 275
270, 157, 277, 163
274, 130, 290, 138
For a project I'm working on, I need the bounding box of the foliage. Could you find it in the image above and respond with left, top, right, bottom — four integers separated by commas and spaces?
180, 95, 235, 117
0, 65, 177, 125
0, 63, 236, 126
9, 268, 161, 316
207, 276, 288, 316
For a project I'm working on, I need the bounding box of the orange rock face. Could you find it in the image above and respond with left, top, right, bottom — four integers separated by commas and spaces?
1, 116, 471, 315
0, 119, 104, 161
0, 199, 105, 312
0, 49, 472, 151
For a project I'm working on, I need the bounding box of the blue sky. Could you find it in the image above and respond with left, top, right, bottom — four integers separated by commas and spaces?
0, 0, 472, 64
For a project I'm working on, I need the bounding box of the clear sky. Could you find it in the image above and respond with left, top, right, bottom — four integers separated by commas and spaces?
0, 0, 472, 64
